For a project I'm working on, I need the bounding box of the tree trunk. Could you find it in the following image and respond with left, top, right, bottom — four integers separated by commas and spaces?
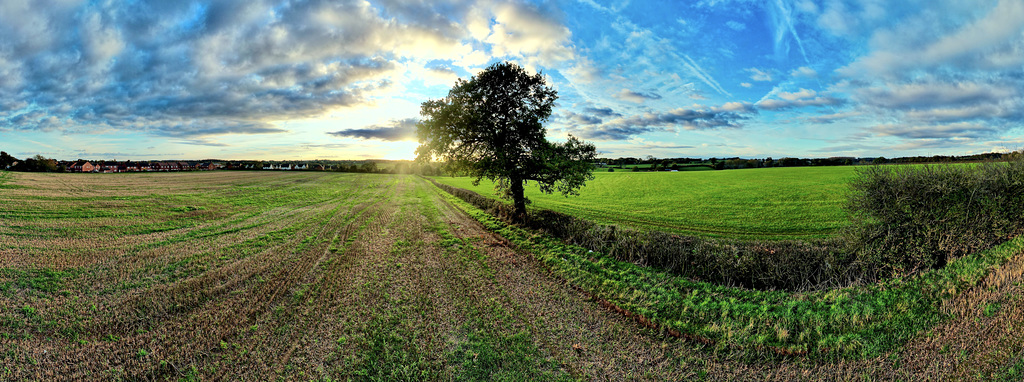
510, 176, 527, 223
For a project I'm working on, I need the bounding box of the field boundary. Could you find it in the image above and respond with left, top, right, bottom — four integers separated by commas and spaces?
428, 176, 1024, 360
423, 176, 861, 291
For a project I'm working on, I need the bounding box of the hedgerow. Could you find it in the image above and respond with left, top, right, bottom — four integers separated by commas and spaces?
845, 158, 1024, 277
427, 178, 861, 291
432, 180, 1024, 359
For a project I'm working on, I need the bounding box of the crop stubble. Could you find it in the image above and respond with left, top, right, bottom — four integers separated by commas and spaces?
1, 171, 1022, 380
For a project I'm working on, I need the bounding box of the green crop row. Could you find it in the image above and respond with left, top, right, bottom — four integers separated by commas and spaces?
436, 183, 1024, 360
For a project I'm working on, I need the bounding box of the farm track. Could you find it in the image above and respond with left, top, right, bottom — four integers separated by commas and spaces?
1, 172, 1023, 380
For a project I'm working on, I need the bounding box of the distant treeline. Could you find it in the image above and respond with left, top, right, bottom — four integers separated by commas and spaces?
595, 152, 1012, 171
3, 149, 1016, 174
222, 160, 443, 175
0, 150, 448, 175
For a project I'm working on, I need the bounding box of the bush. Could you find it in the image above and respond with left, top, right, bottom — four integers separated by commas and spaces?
845, 158, 1024, 275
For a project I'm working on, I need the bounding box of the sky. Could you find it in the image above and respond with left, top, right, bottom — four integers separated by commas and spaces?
1, 0, 1023, 161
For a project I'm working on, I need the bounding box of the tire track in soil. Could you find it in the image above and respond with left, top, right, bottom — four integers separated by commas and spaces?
201, 177, 408, 379
7, 182, 381, 381
262, 176, 463, 380
169, 186, 388, 380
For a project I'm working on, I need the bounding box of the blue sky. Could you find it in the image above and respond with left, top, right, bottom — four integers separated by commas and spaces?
1, 0, 1022, 160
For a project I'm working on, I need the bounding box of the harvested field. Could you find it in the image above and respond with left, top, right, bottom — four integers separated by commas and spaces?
2, 171, 1022, 380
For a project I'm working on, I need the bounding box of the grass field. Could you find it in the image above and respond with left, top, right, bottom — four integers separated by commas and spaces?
434, 166, 857, 240
2, 171, 1023, 380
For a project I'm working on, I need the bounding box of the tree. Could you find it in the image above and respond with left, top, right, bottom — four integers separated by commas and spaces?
415, 61, 597, 220
0, 151, 17, 169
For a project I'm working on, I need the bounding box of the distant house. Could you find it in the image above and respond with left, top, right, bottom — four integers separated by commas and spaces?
70, 161, 96, 172
292, 163, 308, 170
126, 161, 151, 172
99, 162, 120, 173
152, 162, 181, 171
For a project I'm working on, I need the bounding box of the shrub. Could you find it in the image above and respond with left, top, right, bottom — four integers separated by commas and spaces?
845, 158, 1024, 276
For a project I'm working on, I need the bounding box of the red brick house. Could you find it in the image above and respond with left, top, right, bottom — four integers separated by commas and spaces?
70, 161, 96, 172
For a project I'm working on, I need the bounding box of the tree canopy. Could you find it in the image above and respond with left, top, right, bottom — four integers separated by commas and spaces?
0, 151, 17, 169
415, 61, 597, 220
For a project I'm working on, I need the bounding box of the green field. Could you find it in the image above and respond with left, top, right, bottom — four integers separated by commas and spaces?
434, 166, 857, 240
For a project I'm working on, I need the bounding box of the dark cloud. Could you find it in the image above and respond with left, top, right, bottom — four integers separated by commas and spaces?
578, 125, 658, 141
614, 89, 663, 103
562, 111, 602, 125
855, 82, 1017, 110
843, 80, 1023, 145
577, 104, 755, 141
871, 123, 998, 139
171, 139, 231, 147
328, 118, 418, 141
583, 106, 621, 118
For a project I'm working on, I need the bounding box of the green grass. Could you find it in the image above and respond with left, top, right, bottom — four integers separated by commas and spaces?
434, 166, 857, 240
438, 183, 1024, 360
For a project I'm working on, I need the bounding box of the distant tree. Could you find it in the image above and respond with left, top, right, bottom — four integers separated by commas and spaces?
607, 167, 614, 172
416, 61, 597, 220
874, 156, 888, 165
360, 162, 378, 173
0, 151, 17, 169
13, 154, 58, 172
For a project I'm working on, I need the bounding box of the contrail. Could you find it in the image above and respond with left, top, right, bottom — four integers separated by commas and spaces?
681, 54, 731, 96
773, 0, 809, 64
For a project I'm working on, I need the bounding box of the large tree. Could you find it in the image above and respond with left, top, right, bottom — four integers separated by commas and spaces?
416, 61, 597, 220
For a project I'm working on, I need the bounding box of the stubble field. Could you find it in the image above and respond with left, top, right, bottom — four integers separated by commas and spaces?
2, 171, 1023, 381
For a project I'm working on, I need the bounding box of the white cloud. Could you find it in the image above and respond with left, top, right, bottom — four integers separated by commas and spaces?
725, 21, 746, 31
745, 68, 773, 81
485, 2, 576, 66
756, 88, 844, 110
840, 0, 1024, 78
790, 66, 817, 78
